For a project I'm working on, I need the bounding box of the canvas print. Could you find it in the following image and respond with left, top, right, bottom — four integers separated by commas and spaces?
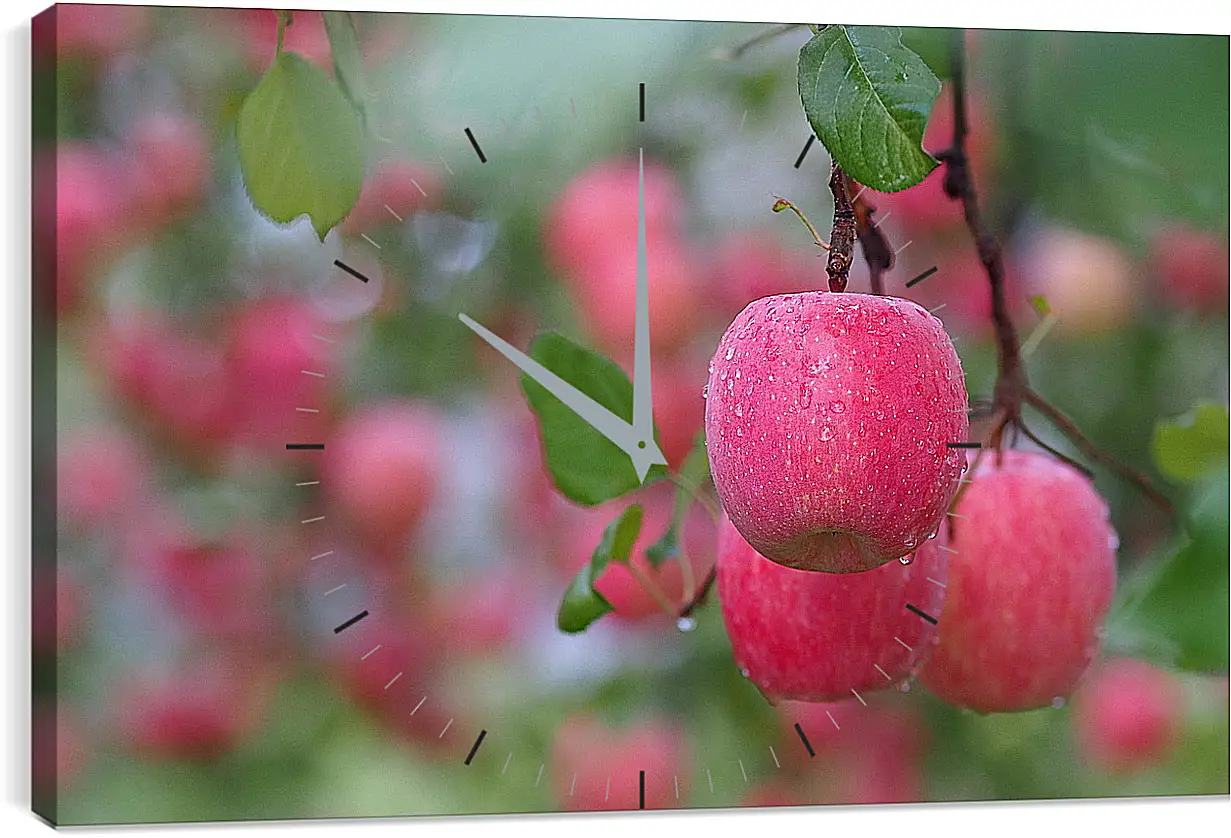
31, 3, 1229, 826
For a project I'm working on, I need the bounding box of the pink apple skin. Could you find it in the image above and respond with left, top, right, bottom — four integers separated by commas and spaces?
919, 450, 1118, 713
324, 401, 442, 551
705, 292, 968, 573
706, 232, 823, 323
57, 425, 148, 528
1071, 657, 1184, 773
1015, 225, 1135, 334
717, 514, 947, 703
128, 111, 212, 224
550, 716, 689, 811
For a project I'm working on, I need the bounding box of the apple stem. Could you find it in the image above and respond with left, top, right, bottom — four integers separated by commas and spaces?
825, 163, 857, 292
719, 23, 807, 61
937, 29, 1176, 521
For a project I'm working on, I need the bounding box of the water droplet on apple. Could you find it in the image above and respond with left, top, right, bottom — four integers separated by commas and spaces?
830, 401, 845, 414
899, 553, 914, 565
1050, 696, 1066, 709
819, 426, 833, 442
676, 616, 697, 632
725, 346, 734, 360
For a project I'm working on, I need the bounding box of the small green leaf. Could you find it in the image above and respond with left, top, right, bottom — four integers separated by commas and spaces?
236, 51, 364, 240
557, 505, 644, 633
322, 11, 371, 130
1114, 466, 1229, 673
522, 332, 663, 506
1030, 295, 1052, 317
1151, 403, 1230, 482
798, 25, 941, 192
646, 431, 712, 568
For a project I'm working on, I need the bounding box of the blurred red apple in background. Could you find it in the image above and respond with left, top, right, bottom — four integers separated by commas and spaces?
1071, 657, 1185, 773
1149, 224, 1229, 314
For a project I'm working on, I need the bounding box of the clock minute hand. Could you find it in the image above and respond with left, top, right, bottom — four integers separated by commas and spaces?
632, 147, 657, 448
459, 313, 660, 480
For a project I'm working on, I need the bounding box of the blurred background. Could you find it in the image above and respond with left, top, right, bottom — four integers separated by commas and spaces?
33, 4, 1228, 825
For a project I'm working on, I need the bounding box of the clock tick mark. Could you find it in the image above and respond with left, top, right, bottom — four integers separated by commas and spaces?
894, 636, 914, 652
384, 203, 405, 222
706, 768, 714, 793
296, 407, 319, 413
535, 763, 545, 787
333, 259, 370, 284
905, 265, 938, 286
439, 718, 453, 739
464, 127, 487, 163
927, 576, 947, 589
639, 770, 645, 808
310, 333, 334, 343
464, 729, 486, 765
310, 551, 334, 561
948, 512, 967, 519
333, 610, 369, 634
501, 752, 512, 774
673, 775, 679, 800
906, 603, 939, 625
738, 759, 748, 783
569, 773, 577, 797
851, 688, 867, 706
947, 442, 982, 449
411, 696, 426, 715
872, 211, 892, 228
894, 239, 915, 256
286, 443, 324, 450
361, 644, 382, 660
639, 82, 645, 122
794, 722, 815, 757
793, 134, 815, 169
826, 710, 840, 730
323, 583, 346, 597
929, 303, 948, 315
360, 234, 381, 250
301, 369, 326, 378
852, 184, 868, 202
301, 515, 325, 524
940, 544, 960, 554
384, 672, 403, 690
769, 746, 780, 768
874, 663, 893, 681
295, 480, 319, 487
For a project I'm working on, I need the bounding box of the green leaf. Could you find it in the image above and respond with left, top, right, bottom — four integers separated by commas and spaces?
521, 332, 663, 506
646, 431, 712, 568
1114, 465, 1229, 673
798, 25, 941, 192
1030, 295, 1052, 317
557, 505, 644, 633
322, 11, 371, 131
236, 51, 364, 240
1151, 403, 1230, 482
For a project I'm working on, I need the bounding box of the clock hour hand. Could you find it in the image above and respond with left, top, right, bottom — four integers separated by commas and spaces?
458, 313, 665, 482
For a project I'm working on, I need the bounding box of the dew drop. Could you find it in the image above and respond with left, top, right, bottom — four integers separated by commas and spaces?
830, 401, 846, 414
799, 386, 812, 409
739, 668, 751, 679
819, 426, 833, 442
899, 554, 914, 565
725, 346, 734, 360
676, 616, 697, 632
1050, 696, 1066, 709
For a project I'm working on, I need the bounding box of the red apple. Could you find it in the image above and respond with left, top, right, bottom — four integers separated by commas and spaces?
1071, 657, 1184, 773
127, 111, 212, 225
324, 401, 443, 551
920, 450, 1118, 712
1149, 224, 1230, 313
705, 292, 969, 573
57, 425, 148, 528
342, 158, 442, 233
718, 514, 947, 702
1014, 225, 1136, 334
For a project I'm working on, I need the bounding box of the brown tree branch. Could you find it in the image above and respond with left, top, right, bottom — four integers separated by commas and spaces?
852, 186, 892, 295
937, 29, 1174, 520
1023, 390, 1177, 518
826, 163, 857, 292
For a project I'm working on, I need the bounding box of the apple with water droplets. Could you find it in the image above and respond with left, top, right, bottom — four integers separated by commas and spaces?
717, 514, 947, 703
705, 292, 968, 573
919, 450, 1118, 712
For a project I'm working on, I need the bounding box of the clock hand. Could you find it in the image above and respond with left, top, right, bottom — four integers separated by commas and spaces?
458, 313, 665, 481
632, 147, 658, 451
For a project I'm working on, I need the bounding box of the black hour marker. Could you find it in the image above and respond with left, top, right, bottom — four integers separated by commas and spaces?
794, 722, 815, 757
639, 770, 645, 809
906, 603, 939, 625
464, 729, 487, 765
794, 135, 815, 169
947, 442, 983, 449
907, 265, 939, 288
286, 443, 325, 450
333, 259, 370, 283
639, 83, 645, 122
464, 127, 487, 163
333, 610, 369, 634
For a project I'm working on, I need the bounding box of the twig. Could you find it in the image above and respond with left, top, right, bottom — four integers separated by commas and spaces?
936, 29, 1174, 519
771, 196, 831, 251
677, 565, 718, 619
851, 185, 893, 295
826, 163, 857, 292
626, 561, 685, 620
716, 23, 806, 60
1023, 390, 1176, 517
